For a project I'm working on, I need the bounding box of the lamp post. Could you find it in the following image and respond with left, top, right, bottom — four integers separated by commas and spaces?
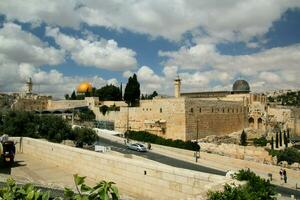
195, 119, 200, 162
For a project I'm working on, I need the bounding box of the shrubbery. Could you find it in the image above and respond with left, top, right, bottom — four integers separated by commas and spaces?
125, 130, 200, 151
253, 136, 268, 147
0, 111, 98, 146
0, 174, 119, 200
268, 147, 300, 164
208, 169, 276, 200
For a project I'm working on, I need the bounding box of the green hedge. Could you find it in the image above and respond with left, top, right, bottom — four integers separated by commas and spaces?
253, 136, 268, 147
268, 147, 300, 164
124, 130, 200, 151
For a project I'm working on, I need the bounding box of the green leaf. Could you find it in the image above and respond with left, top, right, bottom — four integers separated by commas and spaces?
80, 184, 91, 192
64, 187, 75, 198
74, 174, 85, 186
26, 190, 35, 200
42, 191, 50, 200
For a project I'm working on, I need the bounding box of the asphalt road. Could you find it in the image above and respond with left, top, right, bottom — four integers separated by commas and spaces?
96, 136, 226, 176
96, 136, 300, 198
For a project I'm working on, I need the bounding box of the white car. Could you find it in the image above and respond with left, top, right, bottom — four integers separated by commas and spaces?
127, 143, 147, 152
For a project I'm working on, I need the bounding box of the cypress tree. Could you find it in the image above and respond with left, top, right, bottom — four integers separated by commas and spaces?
240, 130, 247, 146
271, 136, 274, 150
279, 130, 282, 147
124, 74, 140, 106
71, 90, 76, 100
284, 132, 288, 148
275, 132, 279, 148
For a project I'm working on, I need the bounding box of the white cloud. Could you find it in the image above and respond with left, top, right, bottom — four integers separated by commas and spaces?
0, 22, 116, 98
1, 1, 300, 41
160, 43, 300, 91
46, 27, 137, 71
0, 23, 64, 66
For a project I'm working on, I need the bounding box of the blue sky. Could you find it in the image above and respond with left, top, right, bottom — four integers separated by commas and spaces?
0, 1, 300, 98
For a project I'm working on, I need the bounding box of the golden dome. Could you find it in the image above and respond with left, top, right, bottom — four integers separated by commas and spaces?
76, 82, 93, 93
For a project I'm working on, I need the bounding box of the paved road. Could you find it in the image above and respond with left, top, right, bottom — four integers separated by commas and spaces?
96, 136, 226, 176
97, 136, 300, 199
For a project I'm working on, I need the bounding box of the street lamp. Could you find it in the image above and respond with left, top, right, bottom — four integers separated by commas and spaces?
195, 119, 200, 162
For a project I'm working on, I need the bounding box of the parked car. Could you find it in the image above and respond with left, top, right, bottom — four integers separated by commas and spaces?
127, 143, 147, 152
1, 140, 15, 164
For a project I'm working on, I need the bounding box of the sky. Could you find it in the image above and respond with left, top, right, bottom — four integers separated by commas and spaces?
0, 0, 300, 98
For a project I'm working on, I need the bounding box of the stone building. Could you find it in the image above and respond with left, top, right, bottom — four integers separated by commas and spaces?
93, 78, 250, 141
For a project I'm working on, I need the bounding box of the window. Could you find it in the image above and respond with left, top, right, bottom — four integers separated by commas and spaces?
191, 108, 194, 113
222, 108, 225, 113
199, 108, 201, 113
212, 108, 214, 113
160, 108, 162, 113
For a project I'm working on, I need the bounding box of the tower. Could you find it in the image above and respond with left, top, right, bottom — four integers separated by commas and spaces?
26, 77, 33, 94
174, 75, 181, 98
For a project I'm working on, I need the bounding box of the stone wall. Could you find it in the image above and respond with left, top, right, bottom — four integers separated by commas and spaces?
200, 142, 273, 163
95, 98, 247, 141
47, 100, 87, 110
18, 137, 231, 200
185, 99, 247, 140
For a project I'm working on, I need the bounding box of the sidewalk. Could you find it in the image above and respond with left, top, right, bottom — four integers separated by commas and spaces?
150, 144, 300, 190
97, 133, 300, 190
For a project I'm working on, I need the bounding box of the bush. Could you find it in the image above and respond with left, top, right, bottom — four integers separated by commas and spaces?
253, 136, 268, 147
268, 147, 300, 164
0, 175, 119, 200
72, 127, 98, 147
208, 169, 276, 200
125, 130, 200, 151
100, 105, 109, 115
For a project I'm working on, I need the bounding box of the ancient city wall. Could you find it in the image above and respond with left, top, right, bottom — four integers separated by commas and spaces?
185, 99, 247, 140
47, 100, 87, 110
95, 98, 187, 140
19, 137, 230, 200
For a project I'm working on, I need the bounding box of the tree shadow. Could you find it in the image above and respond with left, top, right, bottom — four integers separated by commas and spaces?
0, 160, 26, 175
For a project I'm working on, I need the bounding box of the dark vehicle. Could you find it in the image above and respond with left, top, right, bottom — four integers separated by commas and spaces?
1, 141, 15, 164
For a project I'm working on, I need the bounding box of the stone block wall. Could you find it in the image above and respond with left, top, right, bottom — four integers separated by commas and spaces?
185, 99, 247, 140
200, 142, 273, 163
19, 137, 230, 200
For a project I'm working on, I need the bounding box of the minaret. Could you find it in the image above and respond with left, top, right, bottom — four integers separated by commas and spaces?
174, 75, 181, 98
26, 77, 33, 94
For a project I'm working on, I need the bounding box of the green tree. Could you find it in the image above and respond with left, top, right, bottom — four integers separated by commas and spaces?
275, 131, 279, 148
70, 90, 77, 100
2, 111, 39, 138
38, 115, 72, 143
284, 131, 288, 148
96, 84, 122, 101
72, 127, 97, 147
240, 130, 247, 146
279, 130, 282, 147
65, 94, 70, 100
271, 136, 274, 150
124, 74, 140, 106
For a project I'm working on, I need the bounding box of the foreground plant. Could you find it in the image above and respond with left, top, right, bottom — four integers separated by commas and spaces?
0, 175, 119, 200
208, 169, 276, 200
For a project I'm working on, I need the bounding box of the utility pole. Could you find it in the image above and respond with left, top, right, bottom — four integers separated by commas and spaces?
195, 119, 199, 162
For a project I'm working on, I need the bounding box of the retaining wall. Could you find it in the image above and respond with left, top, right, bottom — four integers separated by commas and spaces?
18, 137, 230, 200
